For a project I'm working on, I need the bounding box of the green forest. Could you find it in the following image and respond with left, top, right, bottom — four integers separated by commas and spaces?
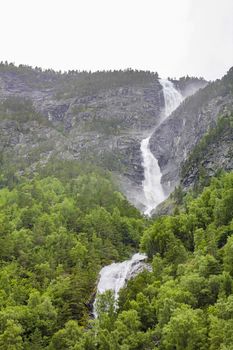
0, 158, 233, 349
0, 62, 159, 99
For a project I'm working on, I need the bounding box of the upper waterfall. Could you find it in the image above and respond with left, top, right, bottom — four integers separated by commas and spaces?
160, 79, 184, 119
141, 79, 183, 216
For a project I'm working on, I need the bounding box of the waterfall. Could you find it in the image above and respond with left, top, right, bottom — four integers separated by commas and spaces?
93, 80, 183, 318
94, 253, 148, 317
140, 137, 165, 216
141, 79, 183, 216
160, 79, 184, 118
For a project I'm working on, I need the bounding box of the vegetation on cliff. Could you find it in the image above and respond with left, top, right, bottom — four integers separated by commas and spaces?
0, 61, 159, 99
0, 97, 50, 124
181, 113, 233, 190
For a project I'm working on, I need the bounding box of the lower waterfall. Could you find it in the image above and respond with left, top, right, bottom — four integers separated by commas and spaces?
93, 253, 148, 317
141, 79, 183, 215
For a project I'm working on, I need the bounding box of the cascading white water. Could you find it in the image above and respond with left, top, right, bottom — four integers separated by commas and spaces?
93, 80, 183, 317
160, 79, 184, 118
94, 253, 147, 317
141, 79, 183, 216
140, 137, 165, 216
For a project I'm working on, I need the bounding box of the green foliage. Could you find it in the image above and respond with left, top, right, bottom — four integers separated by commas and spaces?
54, 68, 159, 99
83, 171, 233, 350
0, 62, 159, 99
0, 162, 144, 348
0, 320, 23, 350
1, 151, 233, 349
49, 320, 82, 350
162, 305, 207, 350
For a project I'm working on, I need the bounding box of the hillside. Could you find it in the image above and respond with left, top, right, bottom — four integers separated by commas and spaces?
1, 165, 233, 349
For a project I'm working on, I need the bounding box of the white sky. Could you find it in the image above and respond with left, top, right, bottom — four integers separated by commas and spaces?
0, 0, 233, 80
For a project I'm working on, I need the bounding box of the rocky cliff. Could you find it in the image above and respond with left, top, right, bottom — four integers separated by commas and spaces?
0, 63, 209, 209
180, 113, 233, 190
150, 67, 233, 194
0, 65, 164, 201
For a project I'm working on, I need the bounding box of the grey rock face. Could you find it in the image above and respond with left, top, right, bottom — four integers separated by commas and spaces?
150, 69, 233, 194
0, 69, 165, 203
181, 114, 233, 189
1, 64, 229, 209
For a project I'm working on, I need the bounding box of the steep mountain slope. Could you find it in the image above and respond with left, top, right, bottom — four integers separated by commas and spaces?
150, 67, 233, 193
181, 113, 233, 189
0, 66, 163, 187
0, 63, 206, 209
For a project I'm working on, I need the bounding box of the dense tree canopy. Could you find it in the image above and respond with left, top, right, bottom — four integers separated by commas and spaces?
0, 162, 145, 349
1, 160, 233, 349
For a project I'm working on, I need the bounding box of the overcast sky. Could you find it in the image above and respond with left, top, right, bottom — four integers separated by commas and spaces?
1, 0, 233, 80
